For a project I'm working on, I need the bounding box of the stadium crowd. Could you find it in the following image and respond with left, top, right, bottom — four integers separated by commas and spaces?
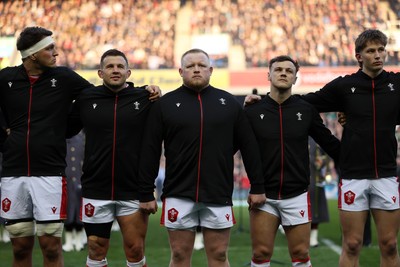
1, 0, 399, 69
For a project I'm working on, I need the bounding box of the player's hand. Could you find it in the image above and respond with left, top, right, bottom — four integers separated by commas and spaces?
247, 193, 266, 210
146, 85, 162, 101
140, 200, 158, 214
243, 94, 261, 107
338, 112, 346, 126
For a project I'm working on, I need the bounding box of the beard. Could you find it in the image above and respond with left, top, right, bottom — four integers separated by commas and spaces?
184, 78, 209, 92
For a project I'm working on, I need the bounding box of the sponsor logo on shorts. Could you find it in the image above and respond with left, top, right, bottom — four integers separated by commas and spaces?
344, 190, 355, 205
2, 198, 11, 212
85, 203, 95, 217
51, 207, 57, 214
168, 208, 178, 222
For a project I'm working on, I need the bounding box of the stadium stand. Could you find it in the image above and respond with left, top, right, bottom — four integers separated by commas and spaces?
1, 0, 399, 69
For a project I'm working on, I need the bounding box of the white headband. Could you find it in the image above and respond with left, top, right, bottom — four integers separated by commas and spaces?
20, 36, 55, 58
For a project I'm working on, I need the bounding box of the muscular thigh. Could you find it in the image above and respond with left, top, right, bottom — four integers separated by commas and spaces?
117, 209, 149, 244
250, 209, 279, 249
203, 227, 231, 252
285, 222, 311, 255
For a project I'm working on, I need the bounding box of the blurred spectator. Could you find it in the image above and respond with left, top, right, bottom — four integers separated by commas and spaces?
63, 131, 86, 252
308, 137, 331, 248
0, 0, 179, 69
190, 0, 398, 67
1, 0, 399, 69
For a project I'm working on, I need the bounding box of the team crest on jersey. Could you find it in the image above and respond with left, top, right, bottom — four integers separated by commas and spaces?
1, 198, 11, 213
50, 78, 57, 87
351, 87, 356, 93
133, 101, 140, 110
296, 112, 302, 120
8, 82, 12, 88
219, 98, 226, 105
344, 190, 355, 205
388, 83, 395, 91
260, 114, 265, 119
92, 103, 97, 109
168, 208, 178, 222
84, 203, 95, 217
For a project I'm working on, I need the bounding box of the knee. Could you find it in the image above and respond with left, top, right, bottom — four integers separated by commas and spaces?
42, 245, 61, 262
252, 246, 272, 262
126, 243, 144, 262
210, 248, 228, 262
87, 236, 109, 260
289, 247, 310, 261
380, 238, 398, 257
171, 249, 187, 263
13, 245, 34, 261
343, 238, 363, 255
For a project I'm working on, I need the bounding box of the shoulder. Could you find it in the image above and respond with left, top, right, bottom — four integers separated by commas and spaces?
160, 86, 185, 100
0, 65, 21, 78
208, 86, 241, 105
49, 67, 89, 82
244, 97, 264, 112
124, 84, 148, 95
383, 70, 400, 79
49, 66, 76, 75
292, 94, 310, 105
80, 85, 100, 95
291, 95, 319, 111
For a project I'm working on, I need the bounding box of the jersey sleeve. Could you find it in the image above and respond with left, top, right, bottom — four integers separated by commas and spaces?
234, 105, 265, 194
138, 100, 164, 202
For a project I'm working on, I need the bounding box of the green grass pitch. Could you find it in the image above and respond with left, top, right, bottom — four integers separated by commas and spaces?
0, 200, 386, 266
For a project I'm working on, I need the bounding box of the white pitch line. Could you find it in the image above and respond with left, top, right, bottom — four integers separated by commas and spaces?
321, 238, 342, 255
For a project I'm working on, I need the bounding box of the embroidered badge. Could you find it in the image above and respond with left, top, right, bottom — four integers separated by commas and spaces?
1, 198, 11, 213
84, 203, 95, 217
168, 208, 178, 222
50, 78, 57, 87
344, 190, 355, 205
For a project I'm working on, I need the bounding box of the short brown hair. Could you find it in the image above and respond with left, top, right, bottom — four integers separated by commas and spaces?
355, 29, 387, 54
269, 55, 300, 73
16, 26, 53, 51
